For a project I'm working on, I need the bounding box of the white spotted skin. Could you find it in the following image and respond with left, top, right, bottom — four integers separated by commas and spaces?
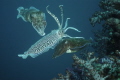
25, 30, 63, 58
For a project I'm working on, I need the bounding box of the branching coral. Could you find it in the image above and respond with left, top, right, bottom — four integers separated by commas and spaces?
105, 18, 120, 37
91, 30, 111, 55
90, 0, 120, 27
89, 0, 120, 56
52, 73, 70, 80
52, 52, 120, 80
90, 0, 120, 39
73, 52, 109, 80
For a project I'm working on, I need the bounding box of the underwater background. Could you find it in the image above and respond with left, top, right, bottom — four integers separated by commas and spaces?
0, 0, 101, 80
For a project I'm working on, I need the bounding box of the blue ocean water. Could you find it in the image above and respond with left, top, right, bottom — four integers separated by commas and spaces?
0, 0, 101, 80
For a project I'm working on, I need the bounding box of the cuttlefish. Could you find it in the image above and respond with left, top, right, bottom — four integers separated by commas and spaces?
17, 6, 47, 36
52, 38, 91, 58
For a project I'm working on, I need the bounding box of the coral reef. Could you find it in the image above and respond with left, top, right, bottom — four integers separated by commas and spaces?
89, 0, 120, 27
89, 0, 120, 55
52, 52, 120, 80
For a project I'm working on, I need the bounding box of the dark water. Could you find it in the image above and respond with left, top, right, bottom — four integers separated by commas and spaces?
0, 0, 101, 80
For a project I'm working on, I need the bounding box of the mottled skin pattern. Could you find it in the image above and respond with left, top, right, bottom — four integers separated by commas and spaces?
52, 38, 90, 58
17, 6, 47, 36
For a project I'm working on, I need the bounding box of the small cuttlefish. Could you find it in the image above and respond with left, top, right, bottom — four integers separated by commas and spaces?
17, 6, 47, 36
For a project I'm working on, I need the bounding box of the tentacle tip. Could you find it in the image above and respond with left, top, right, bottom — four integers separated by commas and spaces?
46, 5, 49, 8
59, 5, 63, 7
67, 18, 70, 19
